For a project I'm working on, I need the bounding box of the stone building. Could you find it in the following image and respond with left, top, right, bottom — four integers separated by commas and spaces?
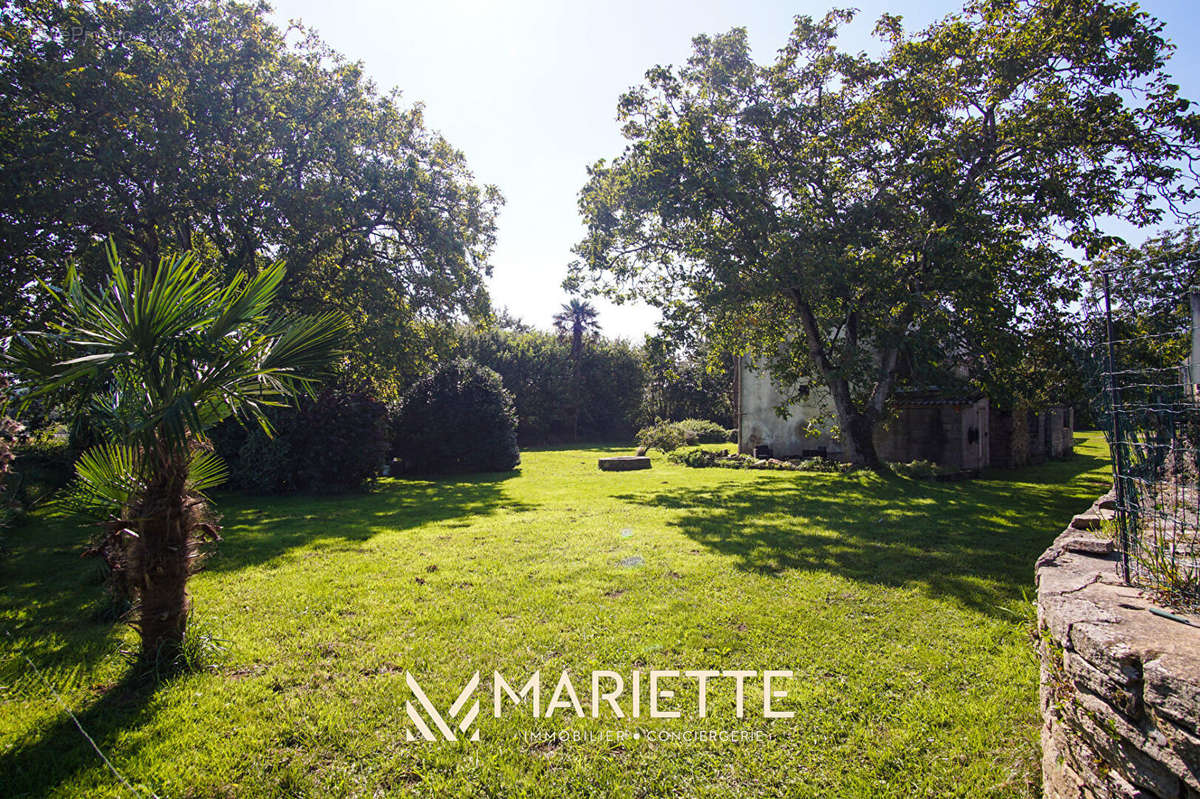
737, 358, 1073, 470
874, 393, 991, 471
988, 406, 1076, 467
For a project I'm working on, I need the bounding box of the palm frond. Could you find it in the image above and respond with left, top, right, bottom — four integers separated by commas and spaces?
259, 312, 348, 379
186, 449, 229, 494
9, 238, 347, 461
207, 262, 288, 341
62, 442, 146, 516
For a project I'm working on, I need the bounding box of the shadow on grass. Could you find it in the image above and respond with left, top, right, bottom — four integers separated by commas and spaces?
0, 470, 530, 796
616, 451, 1111, 618
205, 470, 530, 572
0, 669, 164, 798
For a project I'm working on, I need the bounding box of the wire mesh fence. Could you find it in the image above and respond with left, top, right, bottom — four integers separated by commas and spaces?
1093, 270, 1200, 610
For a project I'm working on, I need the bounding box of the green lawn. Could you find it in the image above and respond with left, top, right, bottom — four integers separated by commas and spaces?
1, 434, 1111, 798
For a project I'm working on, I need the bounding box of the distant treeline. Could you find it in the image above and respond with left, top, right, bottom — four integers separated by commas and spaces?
459, 327, 733, 446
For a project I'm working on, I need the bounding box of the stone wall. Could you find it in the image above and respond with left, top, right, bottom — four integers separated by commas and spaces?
991, 406, 1075, 468
1036, 495, 1200, 798
874, 396, 991, 470
737, 358, 842, 458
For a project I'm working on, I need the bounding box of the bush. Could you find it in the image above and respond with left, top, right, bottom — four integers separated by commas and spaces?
636, 420, 689, 453
891, 459, 947, 479
793, 457, 843, 473
667, 447, 720, 467
675, 418, 731, 444
667, 448, 860, 474
637, 418, 732, 452
462, 328, 645, 445
215, 390, 389, 493
390, 359, 520, 474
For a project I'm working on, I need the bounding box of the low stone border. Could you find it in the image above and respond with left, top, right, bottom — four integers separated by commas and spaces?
598, 456, 651, 471
1036, 494, 1200, 798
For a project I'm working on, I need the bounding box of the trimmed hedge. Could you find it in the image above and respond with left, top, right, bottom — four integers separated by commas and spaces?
213, 390, 389, 493
390, 359, 520, 474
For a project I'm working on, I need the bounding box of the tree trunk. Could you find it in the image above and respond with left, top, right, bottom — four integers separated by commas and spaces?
133, 457, 192, 666
570, 324, 583, 441
791, 293, 891, 472
819, 373, 881, 469
840, 406, 883, 470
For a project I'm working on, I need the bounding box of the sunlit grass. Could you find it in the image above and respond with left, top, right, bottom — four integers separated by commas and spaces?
0, 434, 1111, 797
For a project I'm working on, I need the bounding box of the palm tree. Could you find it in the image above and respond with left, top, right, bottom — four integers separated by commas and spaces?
5, 242, 344, 667
552, 299, 601, 439
552, 299, 601, 360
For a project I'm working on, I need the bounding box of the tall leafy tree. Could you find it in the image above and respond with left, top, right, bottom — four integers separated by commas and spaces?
4, 243, 344, 666
1088, 225, 1200, 371
571, 0, 1199, 467
642, 333, 734, 426
0, 0, 500, 397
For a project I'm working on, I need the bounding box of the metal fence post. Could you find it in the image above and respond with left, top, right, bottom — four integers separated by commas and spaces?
1103, 270, 1132, 583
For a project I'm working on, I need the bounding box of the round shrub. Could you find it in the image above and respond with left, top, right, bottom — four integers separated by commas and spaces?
675, 418, 731, 444
391, 359, 520, 474
635, 419, 688, 453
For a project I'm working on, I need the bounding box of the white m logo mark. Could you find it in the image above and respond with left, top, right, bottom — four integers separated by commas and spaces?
405, 672, 481, 741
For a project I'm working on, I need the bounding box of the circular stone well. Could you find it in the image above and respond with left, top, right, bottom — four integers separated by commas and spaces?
598, 456, 651, 471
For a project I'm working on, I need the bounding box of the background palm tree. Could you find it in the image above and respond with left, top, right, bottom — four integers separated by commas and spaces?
5, 242, 344, 668
552, 299, 601, 440
552, 299, 601, 361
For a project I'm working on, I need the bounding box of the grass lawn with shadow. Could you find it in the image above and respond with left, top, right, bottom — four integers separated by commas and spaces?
0, 433, 1111, 797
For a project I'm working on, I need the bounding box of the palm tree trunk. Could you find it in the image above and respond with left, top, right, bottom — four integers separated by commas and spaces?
571, 322, 583, 440
134, 456, 192, 665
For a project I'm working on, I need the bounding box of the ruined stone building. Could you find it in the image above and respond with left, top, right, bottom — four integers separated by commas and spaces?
736, 358, 1074, 470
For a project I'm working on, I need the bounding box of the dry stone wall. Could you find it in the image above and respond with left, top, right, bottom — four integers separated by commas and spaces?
1036, 494, 1200, 798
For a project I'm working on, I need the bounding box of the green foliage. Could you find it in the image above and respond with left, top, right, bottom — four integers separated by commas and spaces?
675, 418, 731, 444
636, 420, 689, 453
63, 442, 227, 518
1088, 225, 1200, 373
641, 333, 734, 427
0, 0, 499, 398
465, 328, 572, 444
459, 321, 730, 445
639, 419, 732, 453
391, 359, 520, 474
461, 326, 644, 444
5, 244, 345, 456
572, 1, 1199, 466
667, 447, 720, 468
577, 340, 645, 441
214, 391, 390, 494
793, 457, 847, 474
667, 448, 853, 472
3, 241, 344, 661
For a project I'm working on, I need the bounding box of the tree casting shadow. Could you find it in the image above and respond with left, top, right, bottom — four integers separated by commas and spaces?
616, 451, 1110, 618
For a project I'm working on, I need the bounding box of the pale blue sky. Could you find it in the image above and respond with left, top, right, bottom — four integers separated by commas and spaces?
268, 0, 1200, 339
